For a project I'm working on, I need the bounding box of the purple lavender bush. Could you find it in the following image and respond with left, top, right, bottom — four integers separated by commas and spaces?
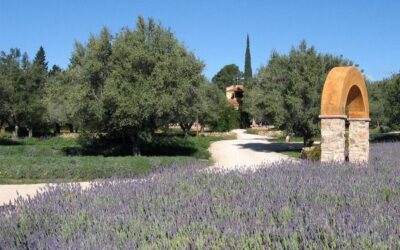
1, 143, 400, 249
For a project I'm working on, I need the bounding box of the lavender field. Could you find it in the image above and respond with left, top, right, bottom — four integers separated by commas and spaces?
1, 143, 400, 249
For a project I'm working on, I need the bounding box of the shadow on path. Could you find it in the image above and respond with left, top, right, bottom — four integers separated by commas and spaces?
237, 142, 303, 153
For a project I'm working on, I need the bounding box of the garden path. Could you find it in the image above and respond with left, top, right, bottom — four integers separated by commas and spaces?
0, 182, 91, 206
1, 129, 297, 205
209, 129, 294, 171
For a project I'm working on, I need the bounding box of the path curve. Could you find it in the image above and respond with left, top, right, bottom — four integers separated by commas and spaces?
1, 129, 296, 205
209, 129, 293, 171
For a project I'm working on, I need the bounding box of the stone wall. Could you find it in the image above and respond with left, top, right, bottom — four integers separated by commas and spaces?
349, 119, 369, 163
320, 118, 346, 162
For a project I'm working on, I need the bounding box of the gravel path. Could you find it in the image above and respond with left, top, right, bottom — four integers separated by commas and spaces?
0, 182, 91, 206
209, 129, 295, 171
0, 129, 298, 205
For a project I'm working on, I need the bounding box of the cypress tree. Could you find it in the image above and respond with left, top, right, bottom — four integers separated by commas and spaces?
244, 34, 252, 82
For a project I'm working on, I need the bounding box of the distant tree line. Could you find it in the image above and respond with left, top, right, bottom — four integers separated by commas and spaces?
1, 18, 399, 153
368, 74, 400, 131
0, 47, 50, 137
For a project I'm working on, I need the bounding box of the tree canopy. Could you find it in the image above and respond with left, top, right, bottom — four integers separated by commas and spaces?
47, 17, 205, 154
211, 64, 243, 91
0, 47, 49, 137
246, 41, 354, 146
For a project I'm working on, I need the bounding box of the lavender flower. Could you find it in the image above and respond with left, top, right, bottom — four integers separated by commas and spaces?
1, 143, 399, 249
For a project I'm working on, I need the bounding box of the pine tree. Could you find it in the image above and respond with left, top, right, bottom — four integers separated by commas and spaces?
33, 46, 48, 72
31, 46, 48, 87
244, 34, 252, 82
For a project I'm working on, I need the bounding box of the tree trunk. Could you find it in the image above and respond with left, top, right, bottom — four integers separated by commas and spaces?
179, 122, 193, 137
28, 127, 33, 138
129, 132, 141, 156
0, 125, 5, 134
68, 124, 73, 133
55, 123, 61, 134
74, 127, 79, 133
200, 124, 205, 134
12, 125, 19, 139
195, 118, 199, 137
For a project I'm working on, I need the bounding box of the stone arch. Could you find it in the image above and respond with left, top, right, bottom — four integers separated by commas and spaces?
320, 67, 370, 163
321, 66, 369, 119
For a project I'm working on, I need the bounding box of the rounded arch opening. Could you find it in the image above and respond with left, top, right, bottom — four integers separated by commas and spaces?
345, 85, 366, 119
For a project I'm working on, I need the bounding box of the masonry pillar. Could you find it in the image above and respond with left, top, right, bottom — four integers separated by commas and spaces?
348, 119, 370, 163
320, 115, 346, 162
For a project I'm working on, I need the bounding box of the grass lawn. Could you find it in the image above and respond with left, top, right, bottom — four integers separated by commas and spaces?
277, 148, 302, 158
0, 134, 234, 184
245, 128, 261, 135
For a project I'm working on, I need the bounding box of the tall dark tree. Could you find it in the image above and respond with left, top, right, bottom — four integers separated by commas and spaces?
48, 64, 62, 76
244, 34, 252, 83
30, 46, 48, 89
33, 46, 48, 72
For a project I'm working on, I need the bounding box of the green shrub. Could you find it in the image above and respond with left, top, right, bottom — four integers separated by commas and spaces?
210, 105, 239, 132
301, 145, 321, 161
0, 131, 12, 139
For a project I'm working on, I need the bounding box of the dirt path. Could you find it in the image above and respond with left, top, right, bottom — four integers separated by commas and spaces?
1, 129, 297, 205
209, 129, 295, 171
0, 182, 92, 206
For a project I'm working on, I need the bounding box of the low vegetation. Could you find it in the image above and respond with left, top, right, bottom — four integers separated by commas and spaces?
1, 143, 399, 248
0, 133, 234, 183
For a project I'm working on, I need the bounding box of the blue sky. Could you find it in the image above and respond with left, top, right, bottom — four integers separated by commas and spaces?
1, 0, 399, 81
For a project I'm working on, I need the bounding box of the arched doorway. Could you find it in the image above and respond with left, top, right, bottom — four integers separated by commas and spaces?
319, 67, 370, 163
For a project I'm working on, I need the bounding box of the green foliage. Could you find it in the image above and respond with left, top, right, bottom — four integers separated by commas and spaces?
384, 74, 400, 129
33, 46, 48, 72
197, 83, 240, 132
44, 66, 85, 132
244, 34, 252, 82
92, 18, 204, 153
0, 47, 49, 137
365, 73, 400, 131
48, 64, 62, 76
209, 104, 239, 132
300, 145, 321, 161
39, 18, 207, 154
367, 80, 389, 129
247, 41, 354, 146
211, 64, 243, 91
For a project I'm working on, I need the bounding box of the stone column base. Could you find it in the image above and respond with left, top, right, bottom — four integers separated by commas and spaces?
320, 115, 346, 162
349, 119, 370, 163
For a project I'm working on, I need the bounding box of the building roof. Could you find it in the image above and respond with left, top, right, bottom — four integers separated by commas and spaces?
226, 84, 244, 92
